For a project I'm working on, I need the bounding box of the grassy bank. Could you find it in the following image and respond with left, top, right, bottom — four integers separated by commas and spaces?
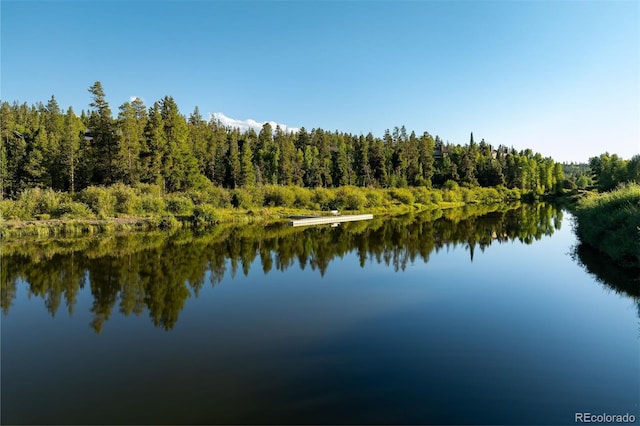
0, 183, 524, 238
573, 183, 640, 269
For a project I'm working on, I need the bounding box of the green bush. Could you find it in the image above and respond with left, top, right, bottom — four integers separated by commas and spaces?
0, 200, 17, 220
389, 188, 415, 205
312, 187, 336, 210
291, 186, 313, 209
574, 183, 640, 268
231, 187, 264, 209
141, 195, 166, 214
263, 185, 295, 207
111, 183, 142, 215
134, 183, 163, 197
77, 186, 116, 218
443, 180, 459, 191
165, 194, 194, 215
157, 214, 181, 230
411, 186, 432, 205
207, 186, 232, 208
335, 187, 367, 210
461, 188, 476, 203
193, 204, 220, 227
431, 191, 443, 204
443, 190, 461, 203
53, 201, 95, 219
364, 189, 385, 207
188, 186, 232, 208
479, 187, 501, 203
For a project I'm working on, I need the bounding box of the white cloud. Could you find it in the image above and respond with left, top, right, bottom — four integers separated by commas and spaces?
211, 112, 299, 134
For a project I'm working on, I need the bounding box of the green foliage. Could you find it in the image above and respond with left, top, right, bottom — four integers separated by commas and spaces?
443, 179, 459, 191
111, 183, 142, 215
312, 187, 336, 210
574, 183, 640, 268
389, 188, 415, 205
290, 186, 312, 208
53, 201, 95, 219
263, 185, 295, 207
410, 186, 432, 205
335, 186, 367, 210
431, 191, 443, 204
164, 194, 194, 215
157, 214, 181, 230
141, 194, 166, 214
192, 204, 220, 227
231, 187, 264, 209
364, 189, 385, 208
77, 186, 116, 219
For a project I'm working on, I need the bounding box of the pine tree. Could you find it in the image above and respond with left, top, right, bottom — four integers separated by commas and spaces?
239, 137, 256, 187
227, 131, 241, 188
117, 99, 146, 184
87, 81, 116, 184
141, 102, 166, 187
61, 107, 83, 193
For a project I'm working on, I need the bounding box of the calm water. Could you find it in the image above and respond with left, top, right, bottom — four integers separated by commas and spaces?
1, 203, 638, 425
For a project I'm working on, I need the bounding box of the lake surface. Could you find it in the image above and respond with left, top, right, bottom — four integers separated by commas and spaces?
1, 203, 638, 425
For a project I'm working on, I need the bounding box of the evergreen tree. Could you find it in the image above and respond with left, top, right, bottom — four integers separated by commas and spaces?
61, 107, 83, 193
239, 136, 255, 187
87, 81, 116, 184
141, 102, 166, 187
227, 131, 241, 188
117, 99, 146, 184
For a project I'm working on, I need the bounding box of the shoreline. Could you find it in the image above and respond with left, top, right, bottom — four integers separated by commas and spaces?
0, 201, 512, 239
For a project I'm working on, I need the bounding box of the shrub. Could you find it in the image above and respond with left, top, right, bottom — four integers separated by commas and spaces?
141, 195, 166, 214
431, 191, 443, 204
335, 187, 367, 210
53, 201, 95, 219
364, 189, 385, 207
157, 214, 181, 230
443, 180, 459, 191
389, 188, 415, 205
134, 183, 163, 197
443, 190, 461, 203
411, 186, 432, 205
207, 186, 232, 208
192, 204, 220, 227
574, 183, 640, 268
291, 186, 313, 209
78, 186, 116, 218
111, 183, 142, 215
38, 188, 68, 214
461, 188, 476, 204
312, 187, 336, 210
263, 185, 295, 207
0, 200, 17, 220
165, 194, 194, 215
231, 187, 264, 209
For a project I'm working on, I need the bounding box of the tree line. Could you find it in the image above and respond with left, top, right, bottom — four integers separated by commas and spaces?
1, 81, 569, 200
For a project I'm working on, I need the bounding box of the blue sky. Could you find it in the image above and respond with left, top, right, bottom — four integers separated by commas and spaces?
1, 0, 638, 163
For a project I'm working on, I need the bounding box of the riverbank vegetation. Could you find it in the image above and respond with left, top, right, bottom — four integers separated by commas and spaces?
0, 182, 524, 237
573, 183, 640, 269
2, 82, 564, 203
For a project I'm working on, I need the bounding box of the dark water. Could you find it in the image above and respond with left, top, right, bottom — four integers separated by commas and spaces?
1, 203, 638, 425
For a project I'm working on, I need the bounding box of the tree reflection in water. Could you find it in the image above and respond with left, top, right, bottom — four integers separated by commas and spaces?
2, 203, 570, 332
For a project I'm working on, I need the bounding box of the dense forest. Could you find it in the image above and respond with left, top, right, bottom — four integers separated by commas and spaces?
1, 81, 570, 200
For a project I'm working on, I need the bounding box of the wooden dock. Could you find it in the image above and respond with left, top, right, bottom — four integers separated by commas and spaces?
289, 214, 373, 227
